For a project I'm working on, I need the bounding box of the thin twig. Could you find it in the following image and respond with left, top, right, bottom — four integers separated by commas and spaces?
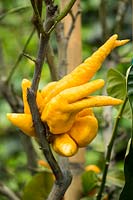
55, 4, 81, 79
0, 182, 20, 200
31, 1, 58, 81
30, 0, 47, 36
23, 53, 36, 63
31, 0, 43, 36
48, 0, 77, 34
66, 6, 81, 41
97, 96, 128, 200
30, 0, 57, 92
31, 34, 49, 92
6, 28, 35, 84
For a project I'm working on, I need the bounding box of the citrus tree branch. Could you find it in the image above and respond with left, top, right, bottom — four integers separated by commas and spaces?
27, 1, 74, 199
31, 1, 58, 81
55, 6, 81, 79
30, 0, 45, 35
56, 0, 77, 22
30, 0, 57, 92
66, 7, 81, 40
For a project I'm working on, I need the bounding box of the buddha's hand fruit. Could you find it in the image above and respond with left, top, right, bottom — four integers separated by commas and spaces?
7, 34, 129, 157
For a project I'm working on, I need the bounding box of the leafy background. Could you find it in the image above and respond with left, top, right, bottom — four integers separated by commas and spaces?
0, 0, 132, 199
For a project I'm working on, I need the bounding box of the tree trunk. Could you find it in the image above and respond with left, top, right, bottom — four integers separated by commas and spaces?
61, 1, 85, 199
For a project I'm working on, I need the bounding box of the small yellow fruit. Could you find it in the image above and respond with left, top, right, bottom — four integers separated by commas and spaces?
38, 160, 50, 169
85, 165, 101, 174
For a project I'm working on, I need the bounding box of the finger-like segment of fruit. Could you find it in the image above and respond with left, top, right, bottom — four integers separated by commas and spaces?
68, 112, 98, 147
7, 113, 36, 137
22, 79, 44, 114
52, 133, 78, 157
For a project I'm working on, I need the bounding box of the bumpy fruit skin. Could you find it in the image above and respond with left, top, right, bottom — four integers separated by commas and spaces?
6, 35, 129, 157
41, 81, 57, 99
52, 133, 78, 157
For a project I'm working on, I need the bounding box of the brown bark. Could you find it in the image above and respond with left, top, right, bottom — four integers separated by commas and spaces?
61, 1, 85, 199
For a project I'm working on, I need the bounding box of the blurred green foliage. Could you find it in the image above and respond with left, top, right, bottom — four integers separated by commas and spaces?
0, 0, 132, 199
22, 171, 54, 200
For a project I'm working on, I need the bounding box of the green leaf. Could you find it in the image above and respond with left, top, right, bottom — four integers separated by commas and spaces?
107, 68, 132, 119
22, 171, 54, 200
119, 65, 133, 199
81, 171, 99, 195
119, 141, 133, 200
107, 68, 126, 98
126, 64, 133, 140
127, 65, 133, 112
